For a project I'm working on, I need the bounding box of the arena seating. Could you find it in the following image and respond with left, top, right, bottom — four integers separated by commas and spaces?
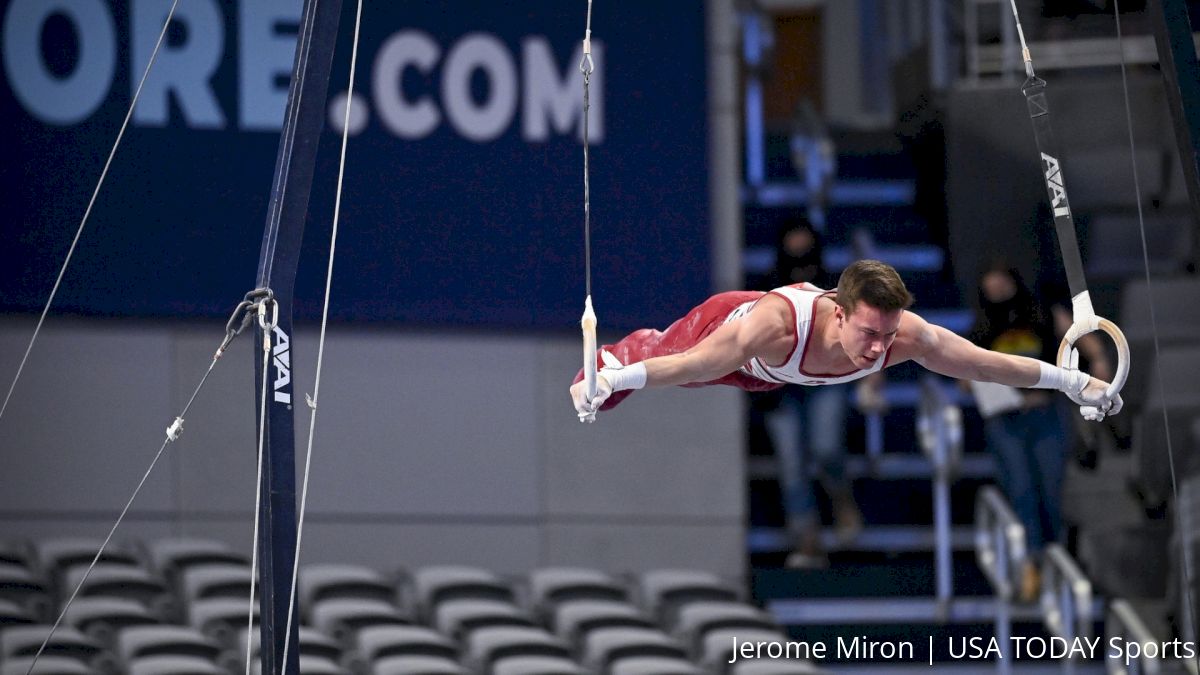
0, 540, 826, 674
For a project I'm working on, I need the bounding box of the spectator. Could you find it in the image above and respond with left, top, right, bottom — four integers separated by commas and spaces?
967, 261, 1069, 601
763, 219, 862, 568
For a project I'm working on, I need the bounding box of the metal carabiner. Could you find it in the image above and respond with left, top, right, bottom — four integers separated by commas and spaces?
257, 297, 279, 331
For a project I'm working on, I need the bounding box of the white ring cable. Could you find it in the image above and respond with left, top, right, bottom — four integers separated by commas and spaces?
280, 0, 365, 669
244, 302, 275, 675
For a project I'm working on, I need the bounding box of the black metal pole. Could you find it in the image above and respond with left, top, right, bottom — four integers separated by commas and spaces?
1147, 0, 1200, 269
252, 0, 342, 673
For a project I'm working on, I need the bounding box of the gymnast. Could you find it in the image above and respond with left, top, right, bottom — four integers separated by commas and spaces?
570, 259, 1122, 422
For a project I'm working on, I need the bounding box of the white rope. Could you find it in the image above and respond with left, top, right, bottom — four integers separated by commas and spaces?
0, 0, 182, 427
244, 302, 274, 675
1112, 0, 1195, 662
579, 0, 600, 413
280, 0, 364, 668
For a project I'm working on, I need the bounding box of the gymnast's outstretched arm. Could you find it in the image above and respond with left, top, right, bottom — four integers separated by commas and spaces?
899, 311, 1122, 417
570, 294, 792, 417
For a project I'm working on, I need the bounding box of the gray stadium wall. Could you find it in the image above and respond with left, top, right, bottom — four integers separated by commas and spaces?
0, 317, 746, 577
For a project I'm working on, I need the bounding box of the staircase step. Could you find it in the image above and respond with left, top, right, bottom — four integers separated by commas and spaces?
748, 526, 978, 556
746, 453, 996, 482
743, 205, 931, 246
752, 552, 993, 599
743, 180, 916, 209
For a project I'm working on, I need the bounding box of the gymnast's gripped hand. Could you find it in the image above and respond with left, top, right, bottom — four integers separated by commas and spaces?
1060, 346, 1122, 421
1075, 376, 1123, 422
571, 374, 613, 423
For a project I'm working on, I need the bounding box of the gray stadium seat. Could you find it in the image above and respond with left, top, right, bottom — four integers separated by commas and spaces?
409, 566, 513, 617
353, 625, 457, 663
637, 570, 740, 623
179, 564, 253, 601
462, 625, 571, 672
61, 563, 173, 619
550, 599, 654, 646
490, 654, 589, 675
0, 655, 100, 675
609, 655, 706, 675
0, 563, 48, 619
0, 542, 29, 567
669, 601, 779, 654
185, 597, 257, 646
300, 564, 397, 612
1118, 277, 1200, 408
527, 567, 627, 615
1132, 345, 1200, 508
143, 539, 248, 579
698, 627, 794, 669
236, 625, 342, 663
0, 599, 34, 627
309, 597, 411, 641
730, 660, 830, 675
0, 625, 111, 672
248, 655, 350, 675
1085, 211, 1192, 281
369, 655, 469, 675
33, 539, 140, 578
431, 599, 531, 640
116, 625, 221, 663
62, 597, 160, 643
127, 654, 226, 675
581, 626, 689, 672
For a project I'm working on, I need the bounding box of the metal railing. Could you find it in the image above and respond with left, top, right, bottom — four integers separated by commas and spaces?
1040, 543, 1095, 674
1106, 599, 1167, 675
917, 376, 964, 618
976, 484, 1028, 674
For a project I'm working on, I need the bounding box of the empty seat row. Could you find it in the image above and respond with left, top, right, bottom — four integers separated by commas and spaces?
1, 538, 827, 674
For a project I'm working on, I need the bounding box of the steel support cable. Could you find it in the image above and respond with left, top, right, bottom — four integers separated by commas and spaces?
24, 294, 269, 675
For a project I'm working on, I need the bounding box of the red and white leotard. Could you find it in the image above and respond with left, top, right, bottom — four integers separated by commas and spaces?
731, 283, 891, 386
573, 283, 891, 410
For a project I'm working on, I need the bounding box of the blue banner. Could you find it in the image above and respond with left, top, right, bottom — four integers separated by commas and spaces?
0, 0, 710, 330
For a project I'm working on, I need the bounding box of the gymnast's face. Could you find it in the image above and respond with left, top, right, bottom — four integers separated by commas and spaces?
836, 303, 902, 369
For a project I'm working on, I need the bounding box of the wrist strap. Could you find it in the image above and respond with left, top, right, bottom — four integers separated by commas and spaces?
1033, 361, 1087, 394
600, 362, 647, 391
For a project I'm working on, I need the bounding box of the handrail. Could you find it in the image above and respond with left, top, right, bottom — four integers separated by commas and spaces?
918, 376, 964, 616
1041, 544, 1094, 642
1040, 544, 1094, 674
975, 485, 1027, 600
975, 485, 1028, 674
1106, 599, 1164, 675
917, 377, 963, 479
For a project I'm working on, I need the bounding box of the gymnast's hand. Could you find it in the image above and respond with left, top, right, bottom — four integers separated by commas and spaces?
1064, 348, 1123, 421
571, 375, 613, 423
1075, 376, 1123, 421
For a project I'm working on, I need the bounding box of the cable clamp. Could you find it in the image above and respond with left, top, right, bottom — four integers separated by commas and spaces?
579, 31, 594, 74
166, 417, 184, 443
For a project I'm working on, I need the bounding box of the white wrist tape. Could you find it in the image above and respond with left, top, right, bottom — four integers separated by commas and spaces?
1033, 361, 1087, 395
599, 362, 647, 392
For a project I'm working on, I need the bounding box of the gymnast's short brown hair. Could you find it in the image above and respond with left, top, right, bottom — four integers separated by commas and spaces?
835, 259, 915, 315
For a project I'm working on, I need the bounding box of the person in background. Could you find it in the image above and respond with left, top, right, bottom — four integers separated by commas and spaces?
759, 219, 862, 568
967, 262, 1076, 601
